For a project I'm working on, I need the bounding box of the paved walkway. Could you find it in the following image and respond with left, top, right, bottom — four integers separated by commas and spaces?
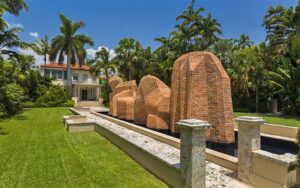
71, 107, 249, 188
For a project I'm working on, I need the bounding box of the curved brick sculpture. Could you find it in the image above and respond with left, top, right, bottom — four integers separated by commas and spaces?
134, 75, 170, 130
109, 76, 137, 117
109, 76, 123, 92
169, 51, 234, 143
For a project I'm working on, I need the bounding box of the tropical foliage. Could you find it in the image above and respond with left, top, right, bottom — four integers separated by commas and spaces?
49, 14, 94, 96
0, 2, 73, 118
89, 47, 117, 104
108, 0, 300, 115
1, 0, 300, 117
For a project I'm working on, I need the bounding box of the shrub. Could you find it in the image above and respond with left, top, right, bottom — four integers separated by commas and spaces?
3, 83, 25, 115
61, 100, 75, 107
22, 101, 36, 108
0, 103, 7, 119
35, 86, 69, 107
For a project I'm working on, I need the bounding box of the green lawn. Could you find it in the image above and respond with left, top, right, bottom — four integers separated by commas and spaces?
0, 108, 166, 187
234, 112, 300, 128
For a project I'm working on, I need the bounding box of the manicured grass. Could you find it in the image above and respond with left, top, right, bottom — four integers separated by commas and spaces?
0, 108, 166, 187
234, 112, 300, 128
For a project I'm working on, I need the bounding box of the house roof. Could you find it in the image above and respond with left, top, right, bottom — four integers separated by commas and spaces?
41, 63, 90, 71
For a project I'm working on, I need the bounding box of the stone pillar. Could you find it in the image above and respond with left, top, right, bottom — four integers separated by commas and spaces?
176, 119, 211, 188
235, 116, 265, 184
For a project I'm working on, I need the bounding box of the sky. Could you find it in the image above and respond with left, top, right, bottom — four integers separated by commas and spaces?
3, 0, 298, 64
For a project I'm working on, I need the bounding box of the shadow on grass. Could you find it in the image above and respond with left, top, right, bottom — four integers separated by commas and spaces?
0, 131, 7, 135
0, 127, 7, 135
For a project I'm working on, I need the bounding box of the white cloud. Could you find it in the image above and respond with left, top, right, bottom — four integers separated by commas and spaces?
29, 32, 39, 38
86, 46, 116, 60
16, 48, 47, 65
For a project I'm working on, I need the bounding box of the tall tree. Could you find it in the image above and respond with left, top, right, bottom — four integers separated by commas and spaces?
0, 0, 28, 16
49, 14, 94, 97
31, 35, 50, 66
209, 38, 235, 68
229, 46, 265, 112
263, 5, 294, 54
0, 26, 29, 59
175, 0, 222, 52
234, 34, 254, 49
89, 47, 117, 103
114, 38, 142, 81
0, 0, 28, 30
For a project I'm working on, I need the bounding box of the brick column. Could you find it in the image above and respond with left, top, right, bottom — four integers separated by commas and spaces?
235, 116, 265, 184
176, 119, 211, 188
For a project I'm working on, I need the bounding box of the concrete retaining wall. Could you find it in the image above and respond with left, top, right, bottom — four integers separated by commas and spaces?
92, 111, 238, 172
94, 123, 184, 187
234, 122, 298, 140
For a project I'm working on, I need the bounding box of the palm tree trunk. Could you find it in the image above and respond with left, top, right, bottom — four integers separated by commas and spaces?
43, 54, 47, 85
44, 54, 47, 66
255, 85, 259, 113
67, 52, 72, 98
105, 68, 109, 101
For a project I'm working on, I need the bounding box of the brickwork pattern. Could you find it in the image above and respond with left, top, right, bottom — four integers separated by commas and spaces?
169, 51, 234, 143
109, 76, 137, 117
117, 97, 135, 120
134, 75, 170, 130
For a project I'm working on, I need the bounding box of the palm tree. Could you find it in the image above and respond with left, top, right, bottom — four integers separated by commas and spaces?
114, 38, 141, 80
0, 0, 28, 30
234, 34, 254, 49
89, 47, 117, 102
0, 26, 29, 59
49, 14, 94, 97
31, 35, 50, 66
175, 0, 222, 52
209, 39, 235, 68
263, 5, 294, 54
0, 0, 28, 16
267, 57, 300, 115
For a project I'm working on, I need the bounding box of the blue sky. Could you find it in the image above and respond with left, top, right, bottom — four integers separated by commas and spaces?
3, 0, 298, 63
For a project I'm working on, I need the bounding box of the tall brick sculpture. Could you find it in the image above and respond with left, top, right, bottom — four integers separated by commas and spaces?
109, 76, 137, 117
109, 76, 123, 113
169, 51, 234, 143
134, 75, 170, 130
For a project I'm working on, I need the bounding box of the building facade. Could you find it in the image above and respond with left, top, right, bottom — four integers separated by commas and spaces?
40, 63, 102, 105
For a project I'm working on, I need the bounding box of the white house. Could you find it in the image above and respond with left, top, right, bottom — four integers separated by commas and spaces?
40, 63, 102, 106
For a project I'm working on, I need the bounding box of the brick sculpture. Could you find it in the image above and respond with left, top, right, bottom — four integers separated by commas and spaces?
109, 76, 137, 117
109, 76, 123, 113
169, 51, 234, 143
134, 75, 170, 130
117, 97, 135, 120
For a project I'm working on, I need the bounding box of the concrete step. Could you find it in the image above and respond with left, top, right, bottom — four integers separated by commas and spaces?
75, 101, 102, 107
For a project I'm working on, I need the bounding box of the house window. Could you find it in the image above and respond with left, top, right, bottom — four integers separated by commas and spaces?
44, 69, 50, 77
73, 74, 79, 81
92, 76, 97, 83
64, 71, 67, 80
57, 70, 63, 79
82, 74, 88, 82
52, 70, 57, 79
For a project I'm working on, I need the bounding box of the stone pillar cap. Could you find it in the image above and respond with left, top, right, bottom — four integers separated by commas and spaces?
235, 116, 265, 125
176, 119, 211, 130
